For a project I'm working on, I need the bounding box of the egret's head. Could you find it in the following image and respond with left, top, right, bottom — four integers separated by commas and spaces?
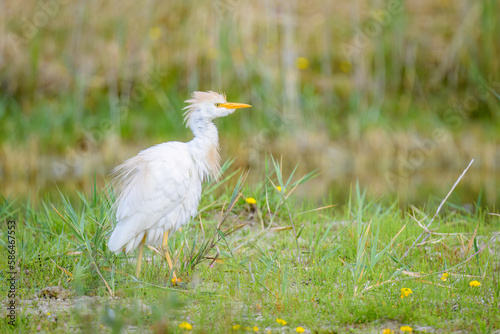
183, 91, 251, 128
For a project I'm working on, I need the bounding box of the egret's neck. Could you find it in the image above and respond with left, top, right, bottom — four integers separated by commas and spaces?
188, 120, 221, 180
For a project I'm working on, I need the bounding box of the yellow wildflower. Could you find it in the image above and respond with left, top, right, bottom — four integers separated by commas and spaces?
179, 322, 192, 330
295, 57, 310, 70
400, 288, 413, 298
442, 272, 450, 277
233, 325, 241, 330
440, 275, 447, 281
149, 27, 162, 40
296, 327, 305, 333
207, 47, 218, 59
172, 277, 181, 285
400, 326, 412, 332
469, 280, 481, 287
276, 318, 287, 326
382, 329, 392, 334
371, 10, 387, 23
47, 312, 51, 316
246, 197, 257, 205
276, 186, 282, 192
339, 60, 352, 73
253, 326, 259, 332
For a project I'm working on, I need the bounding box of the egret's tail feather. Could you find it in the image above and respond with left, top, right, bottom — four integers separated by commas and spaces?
108, 225, 145, 254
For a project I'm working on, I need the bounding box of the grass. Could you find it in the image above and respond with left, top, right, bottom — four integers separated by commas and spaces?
1, 160, 499, 333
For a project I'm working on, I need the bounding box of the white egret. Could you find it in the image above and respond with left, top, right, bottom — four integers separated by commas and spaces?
108, 91, 251, 279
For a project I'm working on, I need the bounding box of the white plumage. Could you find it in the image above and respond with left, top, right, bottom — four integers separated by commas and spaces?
108, 142, 201, 253
108, 91, 251, 276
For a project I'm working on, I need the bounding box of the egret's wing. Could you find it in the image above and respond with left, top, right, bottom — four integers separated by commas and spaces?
108, 143, 194, 253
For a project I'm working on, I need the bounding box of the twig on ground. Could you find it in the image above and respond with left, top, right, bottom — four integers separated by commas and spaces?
403, 159, 474, 259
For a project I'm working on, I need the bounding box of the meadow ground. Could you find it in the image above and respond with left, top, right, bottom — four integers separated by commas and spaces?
1, 160, 499, 333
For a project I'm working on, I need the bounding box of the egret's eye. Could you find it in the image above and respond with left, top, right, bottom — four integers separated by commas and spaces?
214, 103, 221, 107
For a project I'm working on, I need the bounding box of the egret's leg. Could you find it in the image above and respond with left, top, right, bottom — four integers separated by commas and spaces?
162, 231, 179, 284
135, 242, 145, 277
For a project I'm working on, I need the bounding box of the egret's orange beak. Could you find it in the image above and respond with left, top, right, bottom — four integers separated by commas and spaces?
219, 102, 252, 109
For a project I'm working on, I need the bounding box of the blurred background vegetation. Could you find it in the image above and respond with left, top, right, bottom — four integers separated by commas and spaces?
0, 0, 499, 207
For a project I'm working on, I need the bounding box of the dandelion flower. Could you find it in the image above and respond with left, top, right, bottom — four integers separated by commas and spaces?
296, 327, 305, 333
253, 326, 259, 332
469, 280, 481, 287
339, 60, 352, 73
382, 329, 392, 334
149, 27, 162, 40
207, 48, 218, 59
276, 318, 287, 326
232, 325, 241, 330
400, 326, 412, 332
441, 272, 450, 281
400, 288, 413, 298
179, 322, 192, 330
246, 197, 257, 205
371, 10, 387, 23
295, 57, 310, 70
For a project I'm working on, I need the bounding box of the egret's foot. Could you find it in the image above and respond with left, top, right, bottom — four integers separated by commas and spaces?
162, 231, 179, 285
